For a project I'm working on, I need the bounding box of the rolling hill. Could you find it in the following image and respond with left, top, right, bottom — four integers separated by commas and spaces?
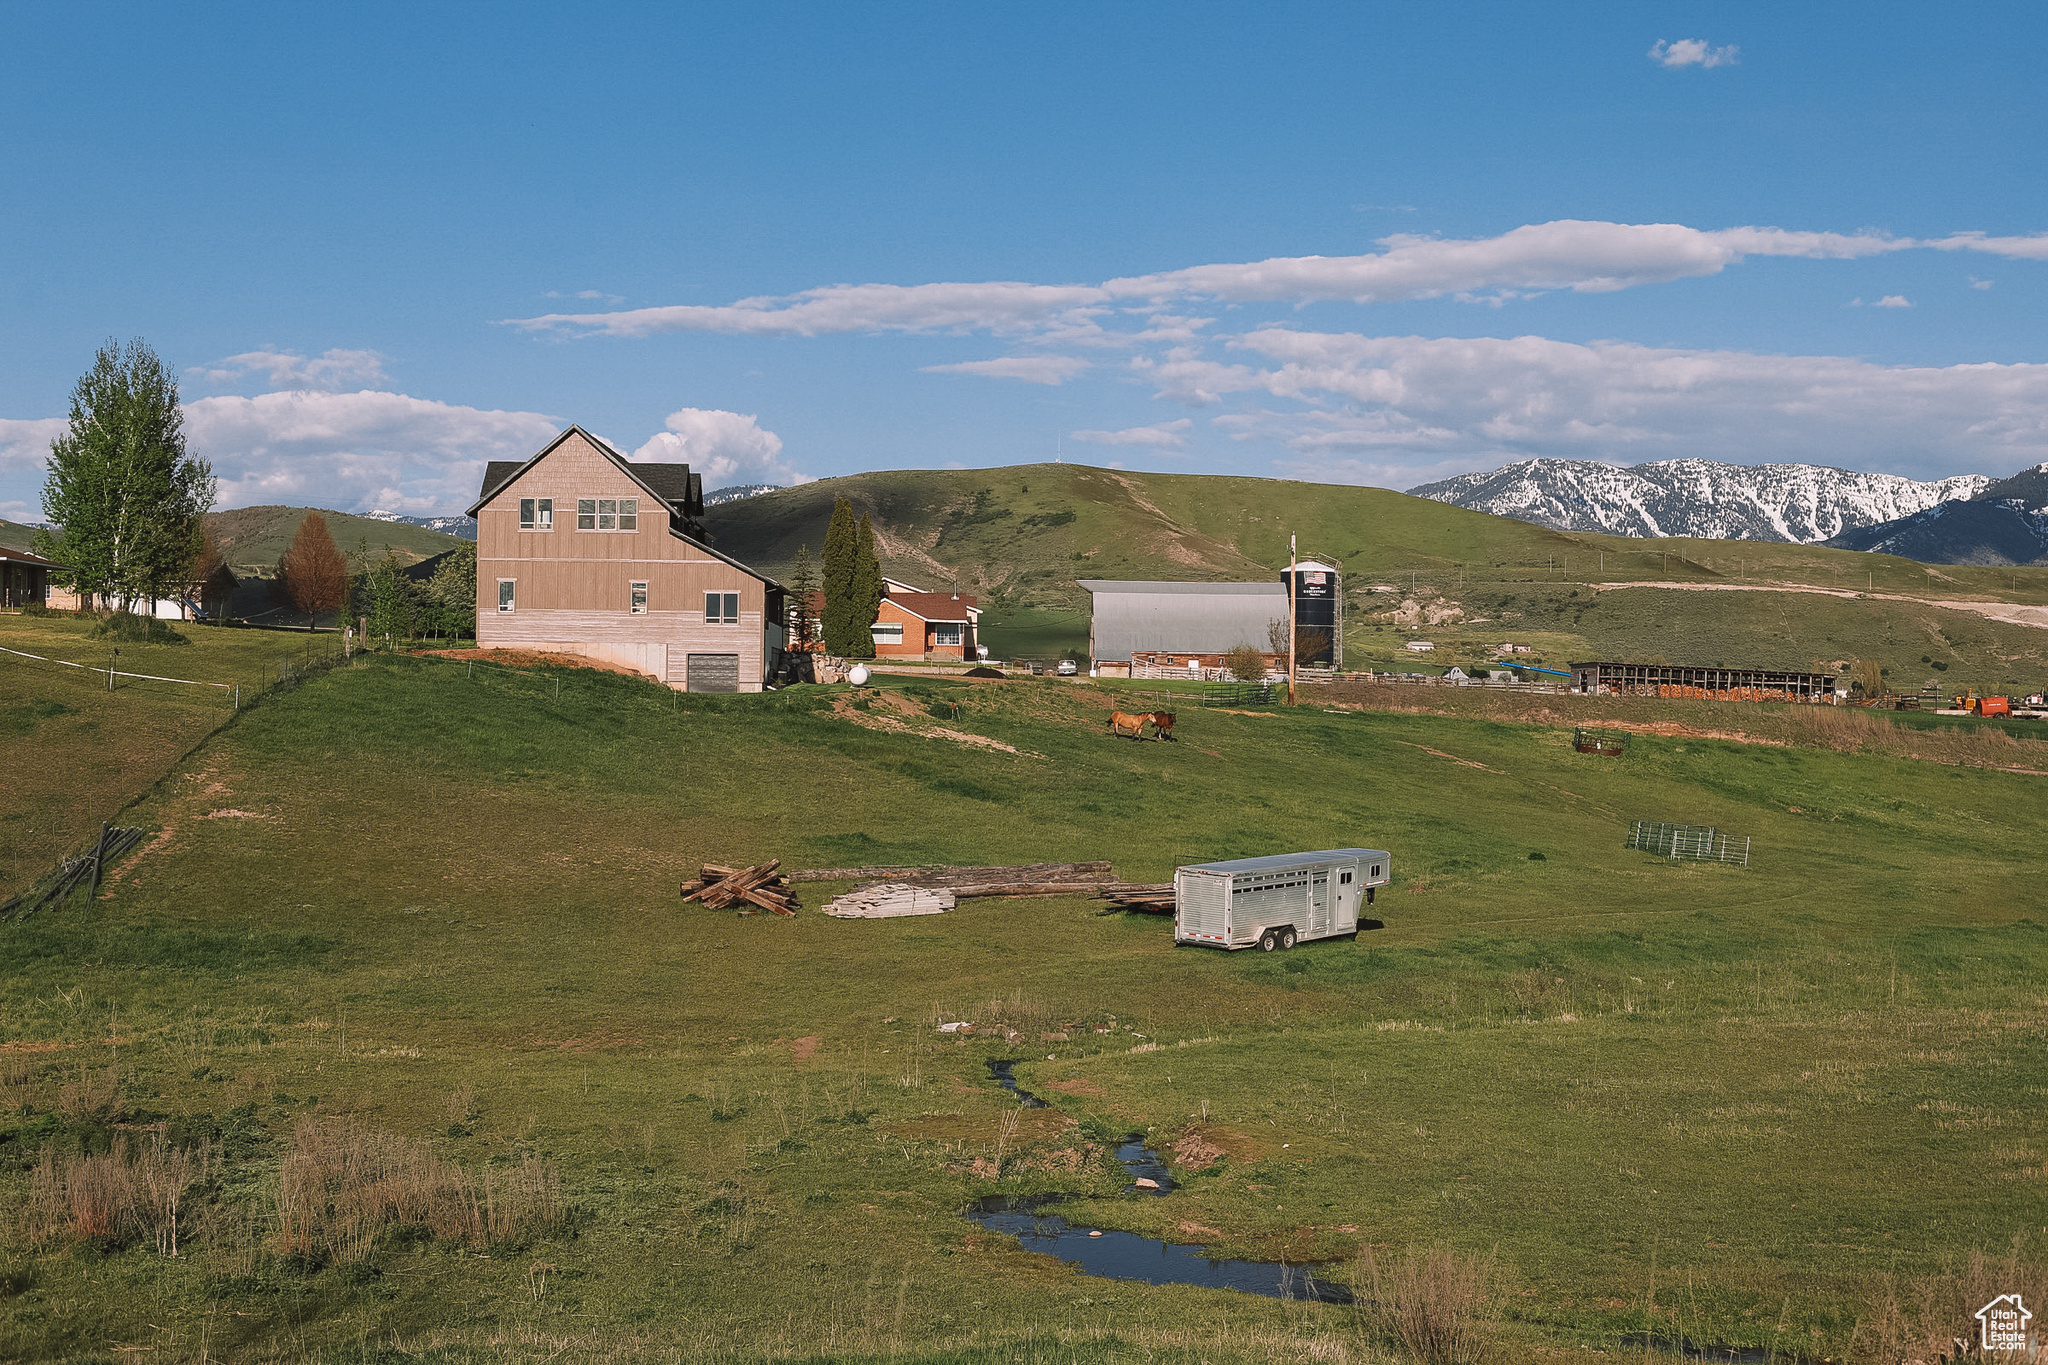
706, 462, 2048, 689
205, 505, 469, 573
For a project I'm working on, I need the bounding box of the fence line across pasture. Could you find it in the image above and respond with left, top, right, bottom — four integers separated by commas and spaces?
0, 643, 242, 705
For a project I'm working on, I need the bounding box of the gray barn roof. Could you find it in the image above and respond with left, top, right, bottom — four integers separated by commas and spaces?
1078, 579, 1287, 661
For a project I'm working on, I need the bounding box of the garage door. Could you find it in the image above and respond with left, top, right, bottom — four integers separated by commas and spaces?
686, 653, 740, 693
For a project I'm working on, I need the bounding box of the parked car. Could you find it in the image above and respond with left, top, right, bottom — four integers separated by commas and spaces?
1056, 658, 1078, 676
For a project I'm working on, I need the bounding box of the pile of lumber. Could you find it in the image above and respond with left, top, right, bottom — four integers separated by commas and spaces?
823, 884, 957, 919
1095, 882, 1176, 914
680, 861, 799, 916
791, 861, 1117, 899
0, 824, 147, 923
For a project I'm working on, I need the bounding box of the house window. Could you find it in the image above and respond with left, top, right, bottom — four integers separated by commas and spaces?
705, 592, 739, 623
872, 622, 904, 645
932, 623, 962, 647
577, 497, 638, 531
497, 580, 516, 613
630, 581, 648, 614
519, 498, 553, 530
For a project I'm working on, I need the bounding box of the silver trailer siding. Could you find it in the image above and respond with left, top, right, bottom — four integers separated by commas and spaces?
1173, 848, 1390, 951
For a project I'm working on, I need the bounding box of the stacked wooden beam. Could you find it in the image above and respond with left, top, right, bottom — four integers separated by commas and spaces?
680, 861, 800, 916
791, 861, 1116, 899
1095, 882, 1176, 914
0, 824, 147, 923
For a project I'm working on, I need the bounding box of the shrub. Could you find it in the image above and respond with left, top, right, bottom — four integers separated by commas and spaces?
18, 600, 48, 616
87, 611, 189, 645
1223, 644, 1268, 682
25, 1133, 210, 1255
1359, 1244, 1501, 1364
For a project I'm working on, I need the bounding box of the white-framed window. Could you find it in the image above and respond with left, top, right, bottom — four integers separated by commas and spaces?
871, 622, 904, 645
497, 580, 516, 613
518, 498, 553, 530
630, 581, 648, 614
577, 497, 638, 531
932, 623, 963, 647
705, 591, 740, 623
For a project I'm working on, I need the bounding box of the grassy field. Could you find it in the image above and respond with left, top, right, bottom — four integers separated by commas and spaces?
207, 506, 468, 577
0, 612, 2043, 1363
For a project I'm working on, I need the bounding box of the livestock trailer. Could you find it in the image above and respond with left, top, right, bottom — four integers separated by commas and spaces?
1173, 848, 1390, 951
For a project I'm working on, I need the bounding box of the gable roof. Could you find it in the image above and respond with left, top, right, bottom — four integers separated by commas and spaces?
466, 425, 702, 519
0, 544, 67, 570
885, 591, 977, 624
468, 425, 777, 590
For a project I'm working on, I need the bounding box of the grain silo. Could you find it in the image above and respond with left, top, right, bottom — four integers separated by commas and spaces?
1281, 560, 1342, 668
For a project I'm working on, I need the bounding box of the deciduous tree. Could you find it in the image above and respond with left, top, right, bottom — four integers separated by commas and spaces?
1224, 644, 1269, 682
36, 339, 215, 609
276, 513, 350, 631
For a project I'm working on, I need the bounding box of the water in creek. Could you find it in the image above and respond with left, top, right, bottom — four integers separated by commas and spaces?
972, 1059, 1350, 1303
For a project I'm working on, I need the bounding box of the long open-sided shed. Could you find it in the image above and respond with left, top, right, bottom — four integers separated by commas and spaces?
1569, 660, 1839, 702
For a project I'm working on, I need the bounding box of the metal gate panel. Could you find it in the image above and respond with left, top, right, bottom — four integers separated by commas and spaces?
686, 653, 740, 693
1308, 874, 1331, 935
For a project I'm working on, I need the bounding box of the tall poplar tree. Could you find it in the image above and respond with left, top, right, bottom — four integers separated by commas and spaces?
36, 339, 214, 609
852, 513, 883, 658
820, 497, 861, 656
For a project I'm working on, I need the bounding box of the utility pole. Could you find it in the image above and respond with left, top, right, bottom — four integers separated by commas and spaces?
1287, 534, 1298, 706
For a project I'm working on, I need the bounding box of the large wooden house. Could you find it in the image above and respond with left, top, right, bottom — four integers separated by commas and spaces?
468, 426, 787, 692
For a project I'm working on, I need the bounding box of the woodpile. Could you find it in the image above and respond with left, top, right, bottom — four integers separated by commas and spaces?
680, 861, 800, 916
1095, 882, 1176, 914
822, 884, 957, 918
791, 862, 1115, 899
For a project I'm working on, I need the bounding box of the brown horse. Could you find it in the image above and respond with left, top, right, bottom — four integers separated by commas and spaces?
1108, 710, 1151, 739
1150, 711, 1177, 741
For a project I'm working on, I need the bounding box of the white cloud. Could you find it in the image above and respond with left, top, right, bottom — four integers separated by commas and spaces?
546, 289, 626, 303
1928, 232, 2048, 261
1155, 328, 2048, 481
510, 219, 1940, 342
1650, 38, 1739, 68
1068, 419, 1193, 450
922, 355, 1092, 385
179, 390, 562, 514
632, 408, 810, 488
196, 349, 390, 391
1873, 295, 1913, 308
0, 417, 68, 476
1970, 276, 1995, 289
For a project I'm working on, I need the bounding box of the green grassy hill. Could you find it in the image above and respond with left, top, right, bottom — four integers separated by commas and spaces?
710, 464, 2048, 690
0, 517, 42, 553
1, 611, 2042, 1363
207, 505, 467, 574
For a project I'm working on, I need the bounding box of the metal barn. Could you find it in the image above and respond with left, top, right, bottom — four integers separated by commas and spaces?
1174, 848, 1390, 951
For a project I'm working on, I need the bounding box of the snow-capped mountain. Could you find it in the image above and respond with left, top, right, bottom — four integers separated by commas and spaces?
1822, 462, 2048, 564
1407, 459, 1990, 544
365, 510, 477, 540
704, 483, 780, 506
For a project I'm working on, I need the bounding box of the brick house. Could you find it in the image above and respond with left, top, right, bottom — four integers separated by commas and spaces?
804, 577, 981, 660
468, 426, 787, 692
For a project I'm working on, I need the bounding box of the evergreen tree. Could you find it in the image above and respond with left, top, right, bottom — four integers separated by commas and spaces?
276, 512, 350, 631
850, 513, 882, 659
820, 497, 861, 656
36, 339, 215, 609
785, 543, 819, 652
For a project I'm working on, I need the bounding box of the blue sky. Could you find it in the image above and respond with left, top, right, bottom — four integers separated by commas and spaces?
4, 3, 2047, 518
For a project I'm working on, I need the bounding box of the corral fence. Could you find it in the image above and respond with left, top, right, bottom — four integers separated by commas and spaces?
1627, 820, 1751, 867
1123, 681, 1277, 708
1573, 727, 1629, 756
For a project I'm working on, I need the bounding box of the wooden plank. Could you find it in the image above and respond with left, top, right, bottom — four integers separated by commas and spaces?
789, 861, 1114, 884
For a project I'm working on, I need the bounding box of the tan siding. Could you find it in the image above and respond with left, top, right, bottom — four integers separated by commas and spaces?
473, 429, 775, 690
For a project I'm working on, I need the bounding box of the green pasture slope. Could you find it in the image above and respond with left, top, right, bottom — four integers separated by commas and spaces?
710, 464, 2048, 691
1, 612, 2044, 1363
207, 505, 468, 574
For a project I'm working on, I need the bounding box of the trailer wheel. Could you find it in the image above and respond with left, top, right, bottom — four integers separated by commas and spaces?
1257, 929, 1280, 952
1278, 926, 1298, 950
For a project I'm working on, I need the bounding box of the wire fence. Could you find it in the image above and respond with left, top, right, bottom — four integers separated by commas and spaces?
0, 643, 242, 704
1627, 820, 1752, 867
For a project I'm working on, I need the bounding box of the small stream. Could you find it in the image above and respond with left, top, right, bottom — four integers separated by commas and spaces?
969, 1059, 1353, 1304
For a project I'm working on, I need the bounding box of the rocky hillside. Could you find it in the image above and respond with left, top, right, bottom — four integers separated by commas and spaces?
1824, 462, 2048, 565
1409, 458, 1988, 543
